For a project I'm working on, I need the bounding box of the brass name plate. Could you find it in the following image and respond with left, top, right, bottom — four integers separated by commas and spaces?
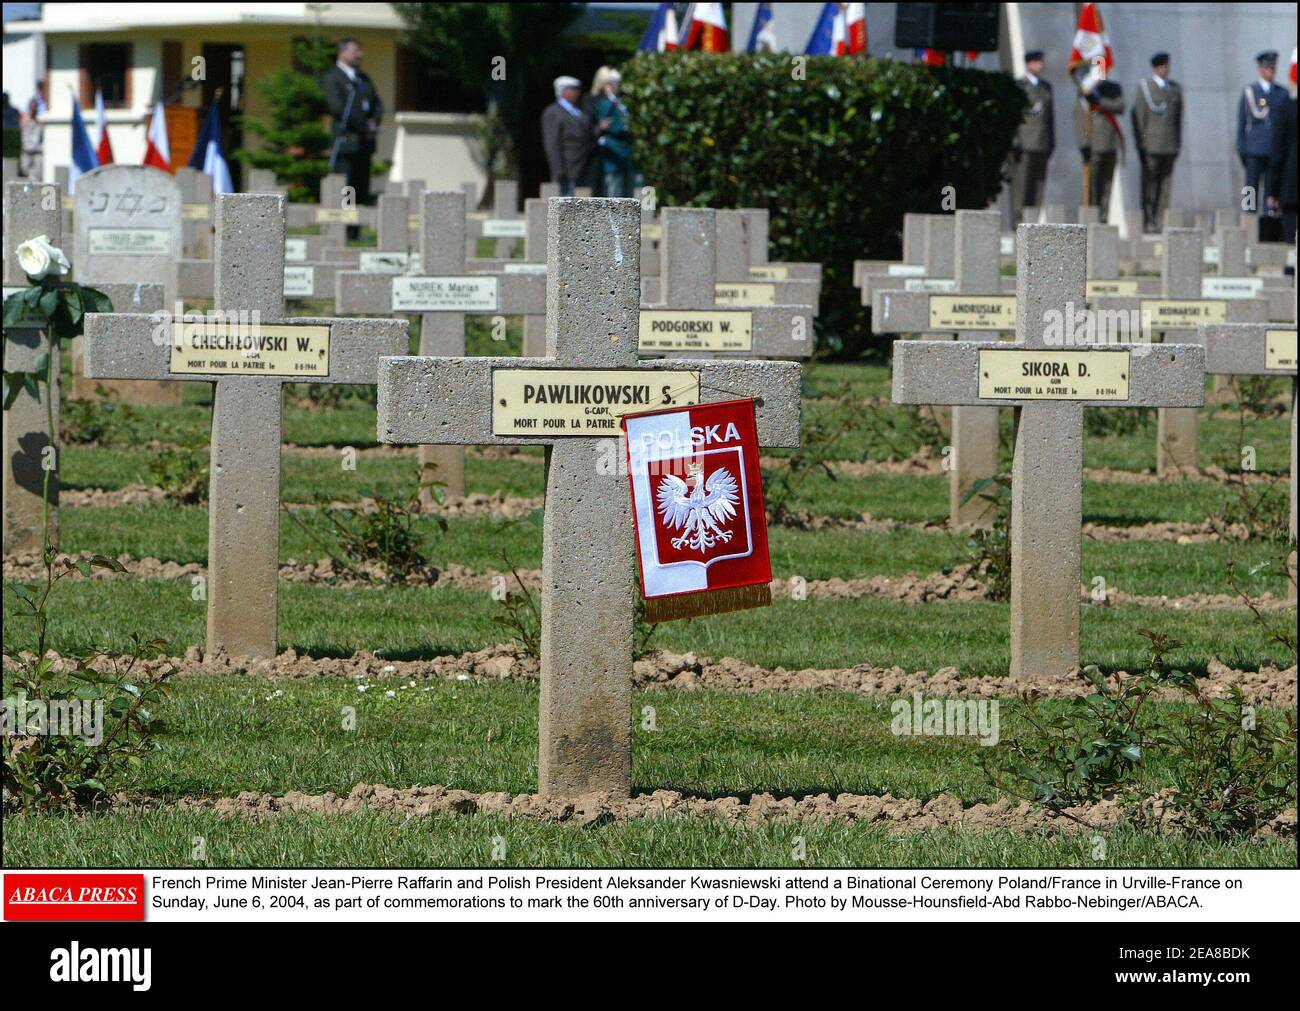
929, 295, 1016, 330
715, 283, 775, 305
170, 322, 330, 377
1086, 279, 1139, 296
182, 203, 211, 221
315, 207, 360, 224
638, 310, 754, 352
1142, 299, 1228, 328
978, 349, 1130, 400
749, 265, 789, 280
492, 369, 700, 436
1266, 330, 1298, 372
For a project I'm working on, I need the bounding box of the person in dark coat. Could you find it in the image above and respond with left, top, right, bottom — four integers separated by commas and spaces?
324, 37, 383, 238
1237, 50, 1289, 217
1269, 92, 1297, 246
1010, 50, 1055, 223
541, 76, 594, 196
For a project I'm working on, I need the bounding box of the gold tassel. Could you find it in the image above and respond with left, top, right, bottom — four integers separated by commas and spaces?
644, 582, 772, 624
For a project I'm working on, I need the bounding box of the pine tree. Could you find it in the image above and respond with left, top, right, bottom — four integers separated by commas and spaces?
235, 34, 336, 203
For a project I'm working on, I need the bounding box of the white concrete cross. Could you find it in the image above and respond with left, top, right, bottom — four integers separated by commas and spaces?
1092, 228, 1267, 476
83, 193, 408, 659
891, 223, 1205, 680
1196, 319, 1298, 598
873, 210, 1010, 527
641, 207, 811, 359
335, 190, 547, 497
376, 197, 801, 797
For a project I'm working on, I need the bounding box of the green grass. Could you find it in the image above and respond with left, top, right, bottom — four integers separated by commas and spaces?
4, 677, 1292, 868
5, 579, 1290, 676
48, 501, 1291, 601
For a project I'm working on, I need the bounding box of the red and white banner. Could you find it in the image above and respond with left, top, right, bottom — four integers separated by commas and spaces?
95, 88, 114, 166
845, 3, 868, 56
624, 399, 771, 620
681, 3, 730, 54
143, 100, 172, 173
1069, 2, 1113, 87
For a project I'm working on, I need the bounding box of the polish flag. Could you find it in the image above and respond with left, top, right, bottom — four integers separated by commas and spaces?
624, 399, 772, 623
94, 89, 114, 165
1291, 46, 1297, 87
1069, 2, 1113, 89
845, 4, 868, 56
142, 100, 172, 173
681, 3, 729, 53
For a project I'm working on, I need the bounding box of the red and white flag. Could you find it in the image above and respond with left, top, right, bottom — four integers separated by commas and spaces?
624, 399, 773, 622
142, 100, 172, 173
681, 3, 730, 54
1290, 46, 1297, 88
94, 89, 114, 166
1069, 2, 1113, 89
845, 4, 868, 56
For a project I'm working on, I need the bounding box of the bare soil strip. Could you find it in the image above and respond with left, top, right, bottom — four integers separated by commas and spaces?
142, 782, 1290, 838
7, 552, 1292, 614
7, 642, 1293, 706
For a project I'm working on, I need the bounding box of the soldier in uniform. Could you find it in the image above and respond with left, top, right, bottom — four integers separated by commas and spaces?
1010, 50, 1055, 223
1132, 53, 1182, 233
1075, 78, 1125, 213
1237, 50, 1290, 218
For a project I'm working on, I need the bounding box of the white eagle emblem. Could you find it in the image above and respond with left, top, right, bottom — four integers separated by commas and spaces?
656, 461, 740, 553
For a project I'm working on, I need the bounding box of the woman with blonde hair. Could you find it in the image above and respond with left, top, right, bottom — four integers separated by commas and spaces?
591, 66, 638, 198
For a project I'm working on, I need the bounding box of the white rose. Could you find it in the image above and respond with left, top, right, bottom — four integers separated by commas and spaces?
16, 235, 71, 280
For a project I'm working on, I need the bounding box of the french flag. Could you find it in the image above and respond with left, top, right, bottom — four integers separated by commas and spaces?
68, 95, 99, 193
188, 100, 234, 195
143, 100, 172, 173
845, 3, 867, 55
639, 3, 679, 52
746, 3, 777, 53
639, 2, 681, 52
805, 3, 847, 56
94, 89, 114, 166
680, 3, 729, 53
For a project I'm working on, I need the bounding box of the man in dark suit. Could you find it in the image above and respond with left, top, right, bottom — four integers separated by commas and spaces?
324, 37, 383, 238
1011, 50, 1055, 223
1132, 53, 1183, 233
541, 76, 594, 196
1237, 50, 1289, 221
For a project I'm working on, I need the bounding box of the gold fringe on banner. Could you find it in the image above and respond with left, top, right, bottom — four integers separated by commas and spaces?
644, 582, 772, 624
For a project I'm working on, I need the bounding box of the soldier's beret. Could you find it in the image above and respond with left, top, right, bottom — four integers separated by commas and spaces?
1256, 51, 1278, 67
1150, 52, 1169, 67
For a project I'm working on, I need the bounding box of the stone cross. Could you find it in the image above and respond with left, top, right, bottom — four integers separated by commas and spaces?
892, 223, 1205, 680
1197, 319, 1297, 598
854, 212, 930, 289
740, 208, 823, 281
873, 210, 1005, 526
4, 180, 165, 552
176, 166, 214, 260
73, 164, 183, 404
336, 191, 546, 498
376, 197, 801, 797
712, 209, 819, 313
1092, 228, 1268, 475
642, 207, 810, 359
4, 181, 62, 553
83, 193, 408, 659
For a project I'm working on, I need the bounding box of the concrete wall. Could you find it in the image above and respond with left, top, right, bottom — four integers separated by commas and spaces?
729, 3, 1299, 215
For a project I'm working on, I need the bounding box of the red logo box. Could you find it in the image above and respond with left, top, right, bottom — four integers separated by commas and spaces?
4, 873, 145, 921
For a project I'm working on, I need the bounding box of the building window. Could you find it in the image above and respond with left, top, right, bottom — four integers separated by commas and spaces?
80, 43, 132, 108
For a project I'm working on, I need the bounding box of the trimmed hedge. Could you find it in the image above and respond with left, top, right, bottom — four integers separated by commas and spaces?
622, 53, 1026, 358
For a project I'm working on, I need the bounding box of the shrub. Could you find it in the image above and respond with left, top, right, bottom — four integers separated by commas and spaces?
622, 52, 1026, 358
